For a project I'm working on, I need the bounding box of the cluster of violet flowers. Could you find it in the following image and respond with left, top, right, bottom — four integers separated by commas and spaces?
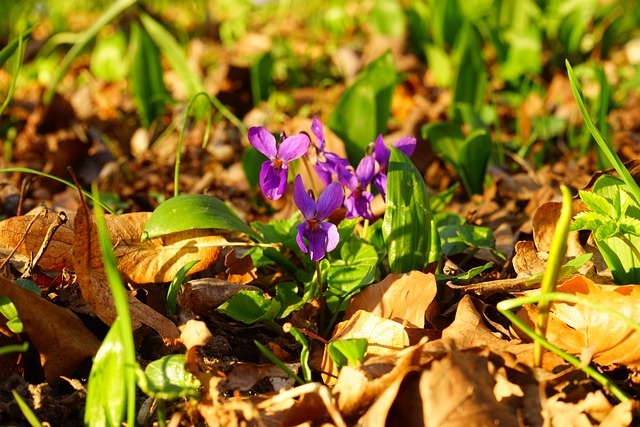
248, 116, 416, 262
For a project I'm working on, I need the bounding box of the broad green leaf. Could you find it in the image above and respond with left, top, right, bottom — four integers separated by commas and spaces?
370, 0, 405, 36
166, 260, 200, 314
326, 240, 378, 302
85, 318, 127, 427
458, 130, 492, 195
327, 338, 368, 370
451, 24, 486, 118
130, 22, 169, 127
328, 51, 397, 164
383, 148, 432, 273
0, 295, 22, 334
90, 30, 128, 81
143, 194, 260, 241
250, 51, 274, 104
139, 354, 200, 400
275, 282, 305, 319
431, 0, 463, 48
424, 44, 452, 87
44, 0, 138, 104
422, 122, 465, 166
218, 290, 280, 324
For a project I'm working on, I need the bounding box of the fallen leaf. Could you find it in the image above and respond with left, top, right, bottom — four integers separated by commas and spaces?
344, 271, 439, 328
0, 211, 226, 283
532, 200, 584, 256
512, 240, 547, 278
72, 203, 180, 342
224, 249, 257, 285
518, 275, 640, 366
0, 277, 100, 383
177, 278, 262, 315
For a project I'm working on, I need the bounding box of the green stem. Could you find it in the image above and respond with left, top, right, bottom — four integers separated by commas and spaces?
497, 292, 634, 402
534, 185, 573, 367
156, 399, 166, 427
316, 260, 325, 332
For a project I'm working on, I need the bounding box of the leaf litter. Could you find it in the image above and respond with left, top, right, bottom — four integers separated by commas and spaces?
2, 4, 640, 427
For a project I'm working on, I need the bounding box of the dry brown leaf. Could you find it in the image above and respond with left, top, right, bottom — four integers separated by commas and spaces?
543, 391, 633, 427
0, 211, 226, 283
532, 200, 584, 256
177, 278, 262, 315
0, 276, 100, 383
518, 275, 640, 366
344, 271, 438, 328
72, 203, 180, 342
224, 249, 257, 284
321, 310, 409, 385
512, 240, 547, 278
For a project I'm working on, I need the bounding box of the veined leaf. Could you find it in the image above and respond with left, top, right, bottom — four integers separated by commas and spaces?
138, 354, 200, 400
383, 148, 432, 273
578, 189, 617, 219
143, 194, 260, 241
218, 290, 280, 324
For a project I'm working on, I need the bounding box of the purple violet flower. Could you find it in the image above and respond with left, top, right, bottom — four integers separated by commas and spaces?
309, 116, 350, 185
294, 175, 344, 261
373, 135, 417, 200
248, 126, 310, 200
337, 156, 375, 220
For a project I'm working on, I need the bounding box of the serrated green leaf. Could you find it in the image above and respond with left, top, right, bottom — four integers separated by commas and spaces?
620, 217, 640, 237
594, 222, 618, 241
578, 190, 617, 219
327, 338, 368, 370
143, 194, 260, 241
139, 354, 199, 400
383, 148, 432, 273
218, 290, 280, 324
571, 211, 605, 231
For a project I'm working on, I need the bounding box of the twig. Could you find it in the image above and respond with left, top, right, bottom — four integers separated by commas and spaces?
21, 211, 68, 279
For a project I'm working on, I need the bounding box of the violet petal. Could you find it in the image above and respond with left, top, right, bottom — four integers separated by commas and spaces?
278, 134, 310, 162
315, 182, 344, 221
293, 175, 316, 220
248, 126, 277, 159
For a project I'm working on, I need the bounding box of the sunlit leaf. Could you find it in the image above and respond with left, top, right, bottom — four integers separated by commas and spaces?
327, 338, 368, 370
383, 148, 431, 273
143, 194, 260, 241
218, 290, 280, 324
0, 295, 22, 334
139, 354, 200, 400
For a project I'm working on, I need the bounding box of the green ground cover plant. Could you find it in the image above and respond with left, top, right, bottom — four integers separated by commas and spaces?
3, 0, 640, 425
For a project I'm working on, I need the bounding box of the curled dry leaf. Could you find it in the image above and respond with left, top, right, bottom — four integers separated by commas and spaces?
177, 278, 262, 315
0, 211, 227, 283
518, 275, 640, 366
344, 270, 439, 328
72, 204, 180, 342
0, 277, 100, 383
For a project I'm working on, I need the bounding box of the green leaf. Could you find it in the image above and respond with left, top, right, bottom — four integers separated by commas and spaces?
327, 338, 368, 370
0, 295, 22, 334
130, 22, 169, 127
166, 260, 199, 315
287, 327, 312, 383
44, 0, 138, 104
139, 13, 207, 109
218, 290, 280, 324
326, 240, 378, 306
327, 51, 397, 164
451, 24, 486, 117
250, 51, 274, 104
435, 261, 494, 283
242, 146, 264, 193
370, 0, 406, 36
566, 60, 640, 205
143, 194, 260, 241
0, 26, 34, 68
90, 30, 128, 81
422, 122, 465, 166
139, 354, 200, 400
457, 130, 492, 195
578, 189, 617, 219
274, 282, 305, 319
571, 211, 605, 232
12, 390, 42, 427
525, 253, 593, 285
383, 148, 432, 273
85, 318, 127, 427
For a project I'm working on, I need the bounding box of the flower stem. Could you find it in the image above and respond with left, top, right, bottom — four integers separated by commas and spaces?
316, 260, 325, 332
